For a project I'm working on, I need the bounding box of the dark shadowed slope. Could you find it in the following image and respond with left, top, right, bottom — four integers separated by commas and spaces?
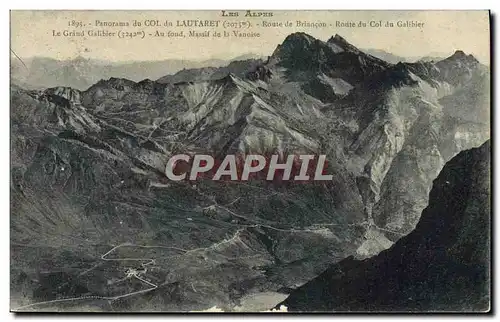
281, 140, 491, 312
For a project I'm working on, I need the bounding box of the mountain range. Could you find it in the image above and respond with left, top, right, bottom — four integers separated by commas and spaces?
11, 48, 473, 91
10, 32, 490, 311
10, 53, 263, 91
361, 48, 454, 64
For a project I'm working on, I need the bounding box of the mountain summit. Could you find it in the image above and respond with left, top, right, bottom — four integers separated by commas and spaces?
327, 34, 363, 54
269, 33, 391, 94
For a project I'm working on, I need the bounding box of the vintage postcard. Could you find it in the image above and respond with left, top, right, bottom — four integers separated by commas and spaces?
10, 10, 491, 312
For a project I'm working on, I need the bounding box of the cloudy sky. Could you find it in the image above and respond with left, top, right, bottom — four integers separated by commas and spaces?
11, 10, 490, 64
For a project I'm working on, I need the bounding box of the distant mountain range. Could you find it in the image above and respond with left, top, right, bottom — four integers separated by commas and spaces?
10, 53, 263, 91
11, 32, 490, 312
361, 48, 449, 64
12, 48, 476, 91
